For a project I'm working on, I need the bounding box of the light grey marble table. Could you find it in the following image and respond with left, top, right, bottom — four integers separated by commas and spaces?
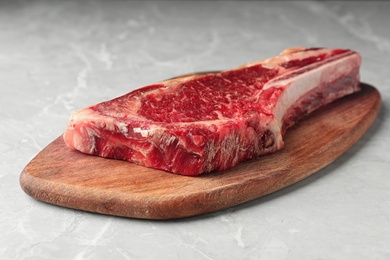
1, 1, 389, 259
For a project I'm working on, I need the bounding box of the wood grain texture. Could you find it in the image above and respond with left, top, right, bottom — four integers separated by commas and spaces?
20, 83, 381, 219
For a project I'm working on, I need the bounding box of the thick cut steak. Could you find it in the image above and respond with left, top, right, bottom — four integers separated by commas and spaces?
63, 48, 361, 176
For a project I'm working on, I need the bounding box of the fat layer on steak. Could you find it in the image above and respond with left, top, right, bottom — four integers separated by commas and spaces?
63, 47, 361, 176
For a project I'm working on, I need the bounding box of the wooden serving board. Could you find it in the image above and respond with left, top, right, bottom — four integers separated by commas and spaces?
20, 83, 381, 219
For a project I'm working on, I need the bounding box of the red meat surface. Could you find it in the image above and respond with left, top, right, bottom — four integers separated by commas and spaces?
63, 47, 361, 176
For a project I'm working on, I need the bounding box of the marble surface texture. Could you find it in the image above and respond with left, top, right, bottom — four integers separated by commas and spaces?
1, 1, 389, 259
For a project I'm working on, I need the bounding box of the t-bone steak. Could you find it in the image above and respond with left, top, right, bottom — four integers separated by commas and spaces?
63, 47, 361, 176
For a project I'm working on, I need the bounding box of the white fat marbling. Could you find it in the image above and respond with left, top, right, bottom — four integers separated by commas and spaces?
1, 1, 390, 259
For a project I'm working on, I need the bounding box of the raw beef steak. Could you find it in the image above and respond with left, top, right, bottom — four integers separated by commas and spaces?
63, 47, 361, 176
